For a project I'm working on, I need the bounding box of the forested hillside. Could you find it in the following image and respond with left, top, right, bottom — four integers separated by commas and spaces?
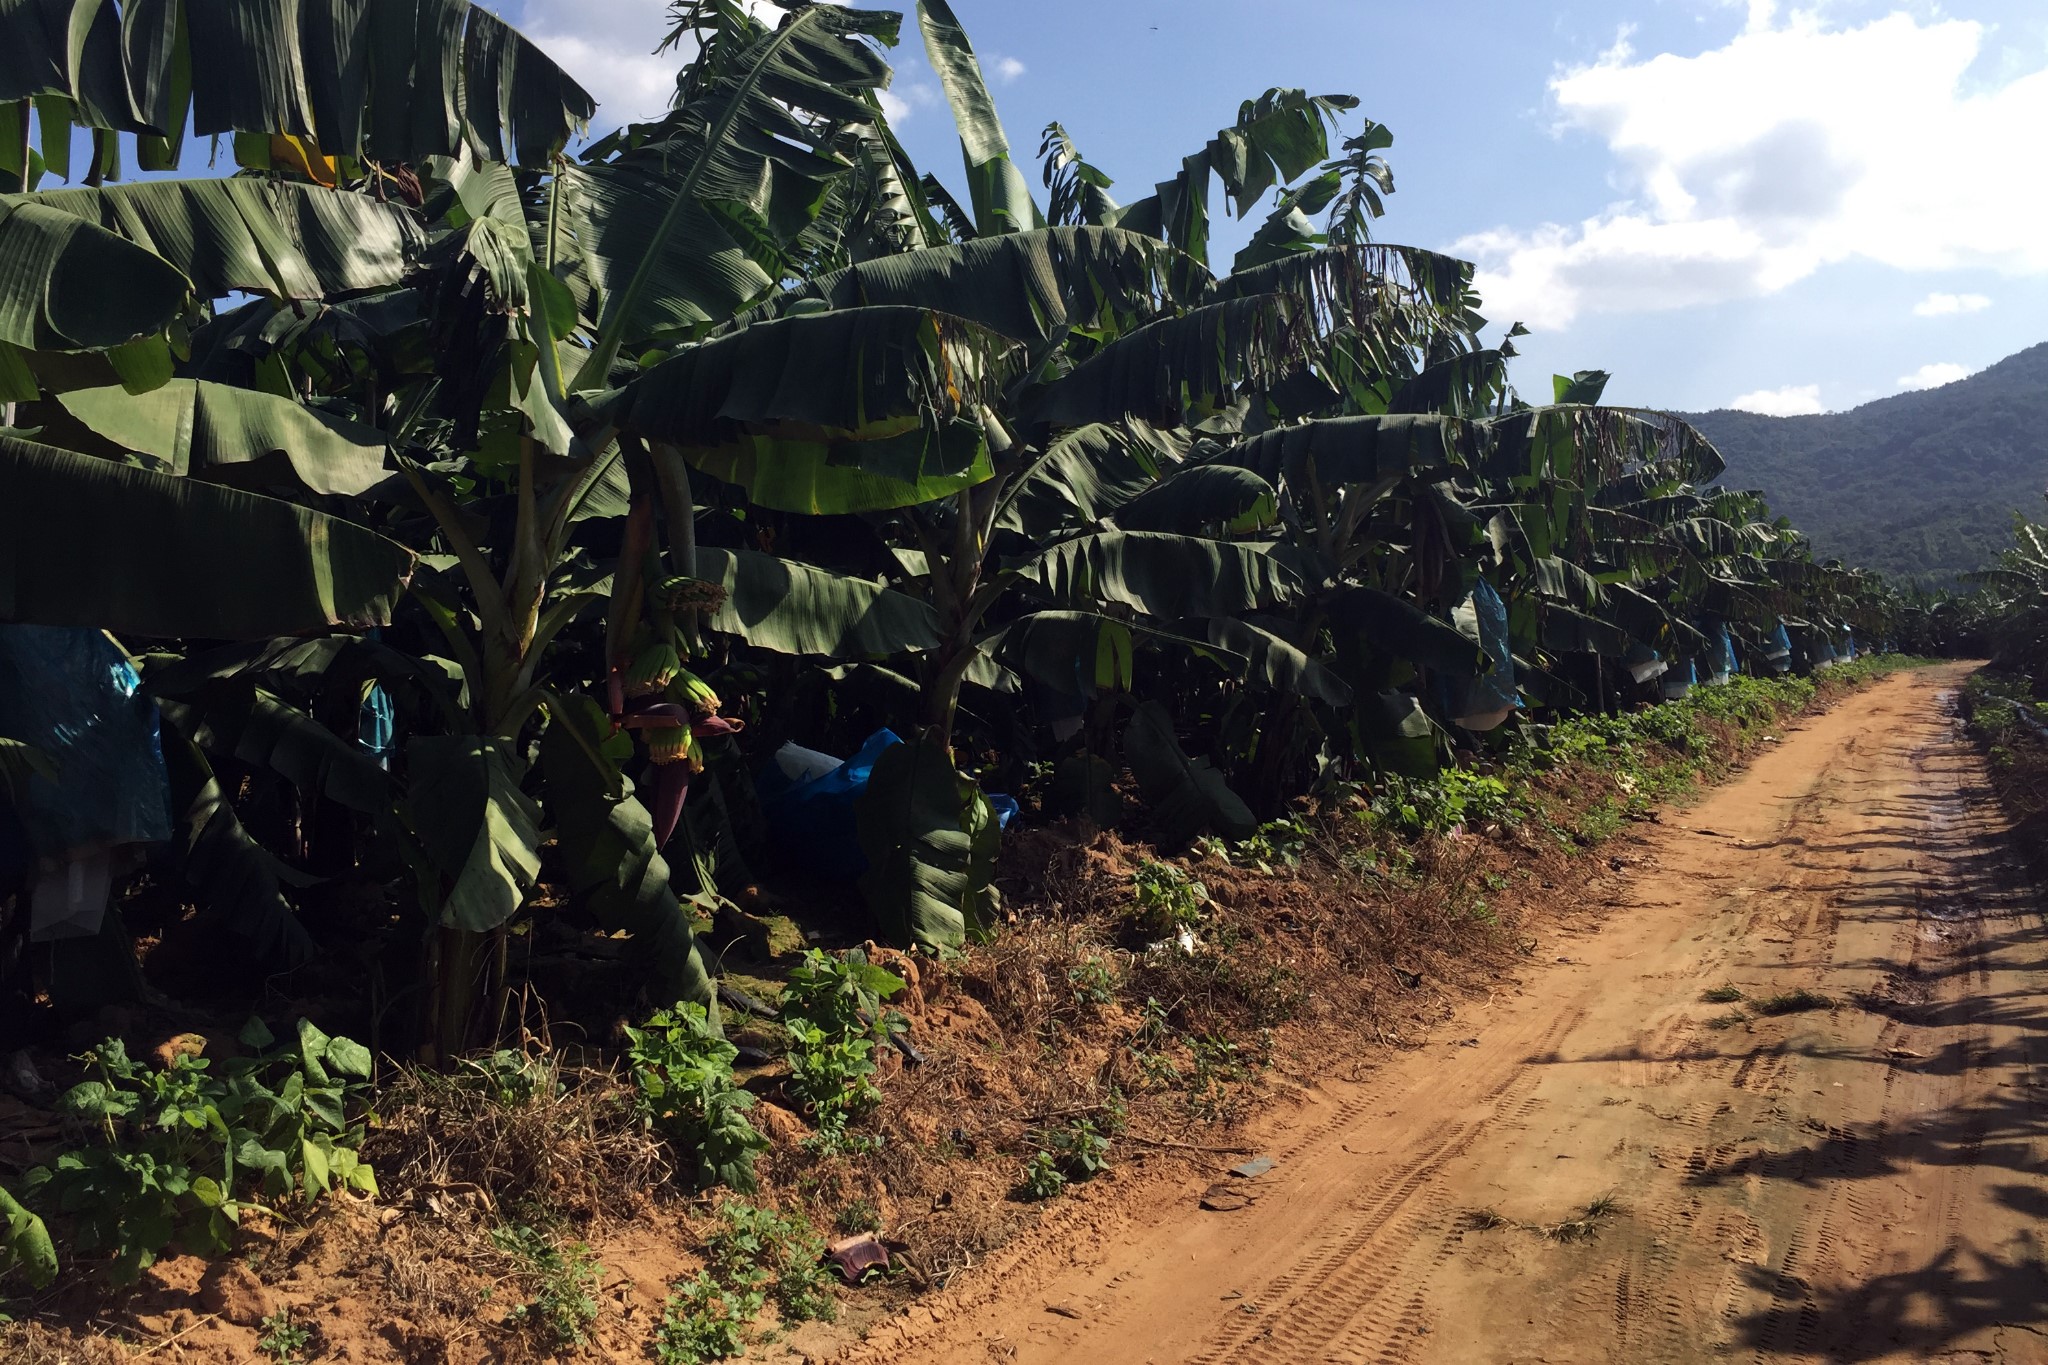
1684, 342, 2048, 584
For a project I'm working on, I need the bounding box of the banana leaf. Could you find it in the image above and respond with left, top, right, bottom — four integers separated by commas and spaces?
759, 226, 1202, 344
0, 0, 593, 168
915, 0, 1043, 236
538, 695, 716, 1012
856, 731, 997, 951
403, 735, 540, 933
0, 433, 415, 639
1193, 618, 1353, 707
1112, 465, 1278, 536
159, 716, 318, 971
21, 178, 422, 301
1123, 698, 1254, 846
1020, 530, 1303, 619
53, 379, 390, 495
697, 546, 940, 658
573, 3, 901, 381
1030, 293, 1304, 427
1219, 412, 1481, 490
0, 1183, 57, 1290
1110, 88, 1356, 268
1326, 586, 1488, 673
996, 422, 1164, 539
0, 195, 190, 350
615, 307, 1022, 514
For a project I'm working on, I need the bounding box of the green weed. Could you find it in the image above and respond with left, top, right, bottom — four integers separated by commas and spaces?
21, 1018, 375, 1284
1129, 860, 1209, 936
257, 1309, 311, 1365
656, 1270, 759, 1364
705, 1200, 835, 1325
779, 949, 907, 1149
833, 1199, 882, 1236
492, 1224, 601, 1349
1017, 1150, 1067, 1201
1701, 985, 1744, 1004
623, 1002, 769, 1193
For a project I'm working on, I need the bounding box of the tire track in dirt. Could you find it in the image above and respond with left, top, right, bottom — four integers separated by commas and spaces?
847, 667, 2048, 1365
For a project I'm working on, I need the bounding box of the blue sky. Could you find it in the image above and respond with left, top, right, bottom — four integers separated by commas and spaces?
509, 0, 2048, 415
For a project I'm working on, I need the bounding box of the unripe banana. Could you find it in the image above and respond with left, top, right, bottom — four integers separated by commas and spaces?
625, 641, 681, 696
668, 667, 723, 716
646, 726, 691, 766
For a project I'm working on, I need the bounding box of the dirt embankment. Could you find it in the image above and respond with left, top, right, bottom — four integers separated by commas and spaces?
852, 663, 2048, 1365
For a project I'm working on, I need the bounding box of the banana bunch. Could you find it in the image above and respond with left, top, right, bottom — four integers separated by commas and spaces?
668, 667, 722, 717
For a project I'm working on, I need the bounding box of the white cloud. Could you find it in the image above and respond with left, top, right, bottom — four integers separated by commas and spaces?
1912, 291, 1991, 317
876, 89, 913, 124
992, 55, 1027, 84
1729, 384, 1825, 416
1457, 11, 2048, 329
1897, 362, 1970, 390
516, 0, 679, 126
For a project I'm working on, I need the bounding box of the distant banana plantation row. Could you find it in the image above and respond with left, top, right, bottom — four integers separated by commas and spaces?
0, 0, 1942, 1056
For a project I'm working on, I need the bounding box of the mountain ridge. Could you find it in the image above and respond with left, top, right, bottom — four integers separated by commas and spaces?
1677, 341, 2048, 585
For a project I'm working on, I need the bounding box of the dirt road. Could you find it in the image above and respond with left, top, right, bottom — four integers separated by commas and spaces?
849, 664, 2048, 1364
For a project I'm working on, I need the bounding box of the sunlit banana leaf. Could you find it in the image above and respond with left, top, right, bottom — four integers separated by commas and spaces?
857, 731, 997, 951
0, 433, 415, 638
0, 0, 592, 168
574, 3, 901, 381
615, 307, 1022, 514
1110, 88, 1356, 268
54, 379, 390, 495
915, 0, 1043, 237
0, 196, 189, 350
697, 546, 940, 657
21, 178, 421, 300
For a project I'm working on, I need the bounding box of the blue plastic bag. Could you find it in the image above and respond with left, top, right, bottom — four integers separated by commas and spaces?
0, 625, 171, 852
1704, 622, 1738, 684
1449, 581, 1519, 730
758, 729, 903, 880
1766, 622, 1794, 673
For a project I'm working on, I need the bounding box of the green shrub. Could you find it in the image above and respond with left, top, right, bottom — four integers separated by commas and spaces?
1128, 860, 1208, 936
779, 950, 905, 1145
1017, 1150, 1066, 1201
623, 1002, 769, 1193
705, 1200, 835, 1325
22, 1018, 375, 1283
657, 1271, 759, 1364
655, 1200, 837, 1362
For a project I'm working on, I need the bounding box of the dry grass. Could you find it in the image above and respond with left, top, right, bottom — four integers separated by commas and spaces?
0, 1321, 126, 1365
364, 1048, 670, 1228
1752, 989, 1833, 1017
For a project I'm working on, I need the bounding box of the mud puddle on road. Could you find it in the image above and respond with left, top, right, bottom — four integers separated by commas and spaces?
842, 666, 2048, 1365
